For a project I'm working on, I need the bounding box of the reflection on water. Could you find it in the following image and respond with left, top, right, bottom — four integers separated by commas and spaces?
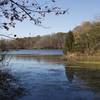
64, 66, 74, 82
73, 68, 100, 92
64, 65, 100, 91
0, 54, 100, 100
0, 70, 26, 100
64, 65, 100, 100
7, 49, 63, 55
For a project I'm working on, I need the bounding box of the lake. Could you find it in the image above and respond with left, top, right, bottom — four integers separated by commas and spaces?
5, 49, 63, 55
0, 50, 100, 100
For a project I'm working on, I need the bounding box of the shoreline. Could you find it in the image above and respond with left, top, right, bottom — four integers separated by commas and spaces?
63, 53, 100, 66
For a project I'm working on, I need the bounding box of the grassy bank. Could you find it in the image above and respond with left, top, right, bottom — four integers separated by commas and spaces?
64, 53, 100, 67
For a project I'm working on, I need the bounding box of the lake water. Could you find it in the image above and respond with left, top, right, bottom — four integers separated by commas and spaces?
5, 49, 63, 55
0, 50, 100, 100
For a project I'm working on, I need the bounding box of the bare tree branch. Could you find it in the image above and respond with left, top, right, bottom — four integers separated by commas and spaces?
0, 0, 68, 30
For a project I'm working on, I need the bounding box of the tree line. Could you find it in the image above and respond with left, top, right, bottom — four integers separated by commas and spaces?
0, 32, 66, 50
0, 20, 100, 56
64, 20, 100, 55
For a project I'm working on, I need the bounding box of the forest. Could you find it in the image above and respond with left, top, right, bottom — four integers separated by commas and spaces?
0, 32, 66, 50
0, 20, 100, 56
64, 20, 100, 55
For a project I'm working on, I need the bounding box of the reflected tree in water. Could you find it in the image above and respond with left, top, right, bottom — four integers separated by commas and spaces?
64, 64, 74, 83
0, 70, 26, 100
65, 64, 100, 92
74, 68, 100, 92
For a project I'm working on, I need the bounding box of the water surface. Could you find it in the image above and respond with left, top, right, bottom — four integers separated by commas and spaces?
0, 50, 100, 100
6, 49, 63, 55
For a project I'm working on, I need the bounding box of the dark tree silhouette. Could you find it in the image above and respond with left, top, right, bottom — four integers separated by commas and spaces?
0, 0, 68, 30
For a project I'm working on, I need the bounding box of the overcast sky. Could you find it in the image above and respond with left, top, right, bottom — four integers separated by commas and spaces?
1, 0, 100, 38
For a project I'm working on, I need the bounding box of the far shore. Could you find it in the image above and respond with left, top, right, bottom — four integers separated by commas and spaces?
63, 53, 100, 67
